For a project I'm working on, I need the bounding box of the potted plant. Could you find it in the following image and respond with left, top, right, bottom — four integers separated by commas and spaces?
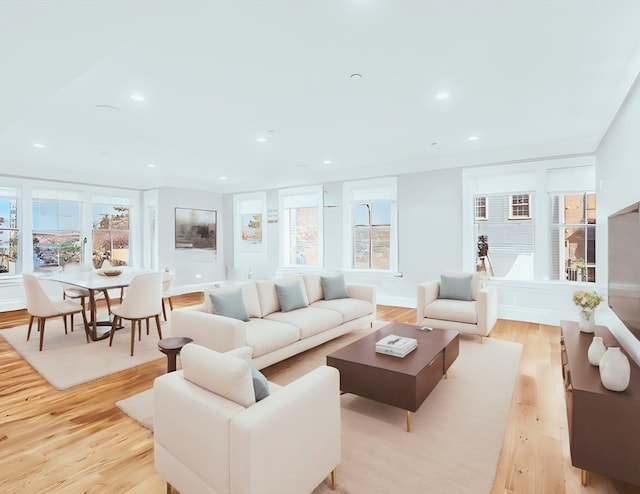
572, 289, 603, 333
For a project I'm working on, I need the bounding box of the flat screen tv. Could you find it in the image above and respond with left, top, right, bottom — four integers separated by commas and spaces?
608, 201, 640, 338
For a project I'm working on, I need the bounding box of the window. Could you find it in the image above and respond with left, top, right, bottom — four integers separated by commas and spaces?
475, 196, 488, 220
32, 189, 82, 271
550, 192, 597, 282
279, 186, 322, 267
92, 196, 131, 268
474, 193, 535, 279
344, 177, 397, 272
509, 194, 531, 219
0, 188, 19, 274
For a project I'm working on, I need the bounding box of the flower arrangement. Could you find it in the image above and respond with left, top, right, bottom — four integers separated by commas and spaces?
573, 289, 603, 319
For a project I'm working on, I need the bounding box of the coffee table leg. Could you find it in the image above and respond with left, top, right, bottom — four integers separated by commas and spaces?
406, 410, 411, 432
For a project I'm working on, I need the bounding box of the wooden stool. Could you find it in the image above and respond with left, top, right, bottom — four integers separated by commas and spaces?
158, 336, 193, 372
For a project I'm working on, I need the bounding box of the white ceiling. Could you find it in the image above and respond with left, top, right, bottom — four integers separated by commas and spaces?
1, 1, 639, 194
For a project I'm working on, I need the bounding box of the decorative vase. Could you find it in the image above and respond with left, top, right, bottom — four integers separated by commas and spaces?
578, 310, 595, 333
587, 336, 607, 366
599, 347, 631, 392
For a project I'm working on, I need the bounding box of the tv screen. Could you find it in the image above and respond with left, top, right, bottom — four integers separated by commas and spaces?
608, 201, 640, 338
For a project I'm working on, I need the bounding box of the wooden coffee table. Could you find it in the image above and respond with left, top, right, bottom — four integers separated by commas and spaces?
326, 322, 459, 431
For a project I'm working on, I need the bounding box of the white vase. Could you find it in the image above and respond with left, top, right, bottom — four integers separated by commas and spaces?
588, 336, 607, 366
599, 347, 631, 392
578, 310, 595, 333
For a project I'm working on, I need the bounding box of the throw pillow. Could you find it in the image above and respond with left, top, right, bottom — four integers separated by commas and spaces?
321, 274, 348, 300
249, 362, 270, 402
439, 274, 473, 301
210, 289, 250, 322
274, 281, 308, 312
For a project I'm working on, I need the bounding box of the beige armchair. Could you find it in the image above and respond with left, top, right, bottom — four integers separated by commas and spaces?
154, 343, 341, 494
417, 272, 497, 342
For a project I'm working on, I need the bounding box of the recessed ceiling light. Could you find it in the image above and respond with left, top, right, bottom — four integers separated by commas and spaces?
219, 176, 227, 181
435, 92, 450, 100
130, 94, 145, 101
146, 163, 156, 168
468, 135, 479, 141
256, 137, 268, 143
323, 160, 332, 165
33, 143, 45, 148
350, 73, 363, 80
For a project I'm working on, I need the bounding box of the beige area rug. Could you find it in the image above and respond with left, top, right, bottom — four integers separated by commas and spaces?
1, 314, 172, 390
116, 328, 522, 494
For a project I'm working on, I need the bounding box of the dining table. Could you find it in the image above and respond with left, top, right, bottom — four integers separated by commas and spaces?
49, 268, 145, 341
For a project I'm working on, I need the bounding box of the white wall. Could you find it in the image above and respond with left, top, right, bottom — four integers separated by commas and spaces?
155, 187, 226, 292
595, 73, 640, 364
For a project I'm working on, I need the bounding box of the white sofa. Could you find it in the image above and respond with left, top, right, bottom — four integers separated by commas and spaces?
154, 344, 341, 494
417, 272, 497, 342
171, 274, 376, 369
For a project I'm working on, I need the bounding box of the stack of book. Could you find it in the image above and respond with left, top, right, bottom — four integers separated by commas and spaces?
375, 334, 418, 358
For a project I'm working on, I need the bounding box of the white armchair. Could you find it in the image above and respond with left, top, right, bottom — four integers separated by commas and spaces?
417, 272, 497, 342
154, 343, 341, 494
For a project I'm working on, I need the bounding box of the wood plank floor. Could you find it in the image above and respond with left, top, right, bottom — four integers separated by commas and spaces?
1, 296, 639, 494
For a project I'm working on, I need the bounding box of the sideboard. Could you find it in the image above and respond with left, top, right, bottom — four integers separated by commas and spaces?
560, 320, 640, 486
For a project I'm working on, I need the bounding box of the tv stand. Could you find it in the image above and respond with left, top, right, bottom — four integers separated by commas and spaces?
560, 321, 640, 486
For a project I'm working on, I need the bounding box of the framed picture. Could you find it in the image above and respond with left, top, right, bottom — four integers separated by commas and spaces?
175, 208, 217, 252
240, 213, 263, 252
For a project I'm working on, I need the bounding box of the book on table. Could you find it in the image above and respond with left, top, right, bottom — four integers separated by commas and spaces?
375, 334, 418, 358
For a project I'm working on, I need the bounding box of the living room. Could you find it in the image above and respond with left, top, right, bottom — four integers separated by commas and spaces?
1, 2, 640, 493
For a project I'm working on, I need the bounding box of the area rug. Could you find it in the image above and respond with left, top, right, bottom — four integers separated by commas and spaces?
117, 334, 522, 494
1, 315, 172, 390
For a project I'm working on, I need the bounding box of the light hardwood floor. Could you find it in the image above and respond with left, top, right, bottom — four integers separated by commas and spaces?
1, 296, 638, 494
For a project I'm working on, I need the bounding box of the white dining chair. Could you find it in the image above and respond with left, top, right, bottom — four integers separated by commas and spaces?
161, 271, 176, 321
109, 272, 163, 356
23, 273, 90, 351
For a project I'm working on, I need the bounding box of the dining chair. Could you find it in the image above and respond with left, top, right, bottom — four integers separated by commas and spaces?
161, 271, 176, 321
109, 272, 163, 356
23, 273, 90, 351
62, 262, 113, 314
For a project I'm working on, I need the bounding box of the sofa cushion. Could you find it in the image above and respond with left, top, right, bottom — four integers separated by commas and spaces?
321, 274, 348, 300
249, 362, 270, 402
425, 299, 478, 324
303, 274, 324, 303
439, 274, 473, 301
265, 307, 342, 339
209, 289, 250, 322
181, 343, 256, 408
311, 298, 373, 323
275, 281, 308, 312
256, 276, 308, 316
204, 282, 262, 318
245, 318, 301, 358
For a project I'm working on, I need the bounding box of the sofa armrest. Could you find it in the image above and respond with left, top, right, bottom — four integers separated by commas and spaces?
417, 281, 440, 324
476, 285, 498, 335
171, 308, 247, 352
230, 366, 341, 493
346, 283, 376, 304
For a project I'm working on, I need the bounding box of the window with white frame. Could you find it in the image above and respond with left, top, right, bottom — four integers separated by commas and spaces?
344, 177, 397, 272
550, 192, 597, 282
32, 189, 82, 271
475, 196, 488, 220
508, 194, 531, 219
0, 187, 19, 275
92, 196, 131, 268
279, 186, 323, 267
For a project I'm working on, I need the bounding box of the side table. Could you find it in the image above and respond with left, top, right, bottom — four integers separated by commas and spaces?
158, 336, 193, 373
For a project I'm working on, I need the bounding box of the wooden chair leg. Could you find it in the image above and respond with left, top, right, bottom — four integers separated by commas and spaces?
108, 316, 119, 347
130, 320, 136, 356
119, 287, 124, 303
27, 316, 34, 341
103, 290, 112, 314
70, 313, 74, 331
39, 318, 46, 351
168, 296, 173, 311
155, 314, 163, 340
63, 315, 68, 334
146, 318, 150, 335
166, 482, 172, 494
162, 300, 167, 321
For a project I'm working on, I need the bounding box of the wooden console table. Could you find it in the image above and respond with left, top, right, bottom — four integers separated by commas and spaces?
560, 320, 640, 486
